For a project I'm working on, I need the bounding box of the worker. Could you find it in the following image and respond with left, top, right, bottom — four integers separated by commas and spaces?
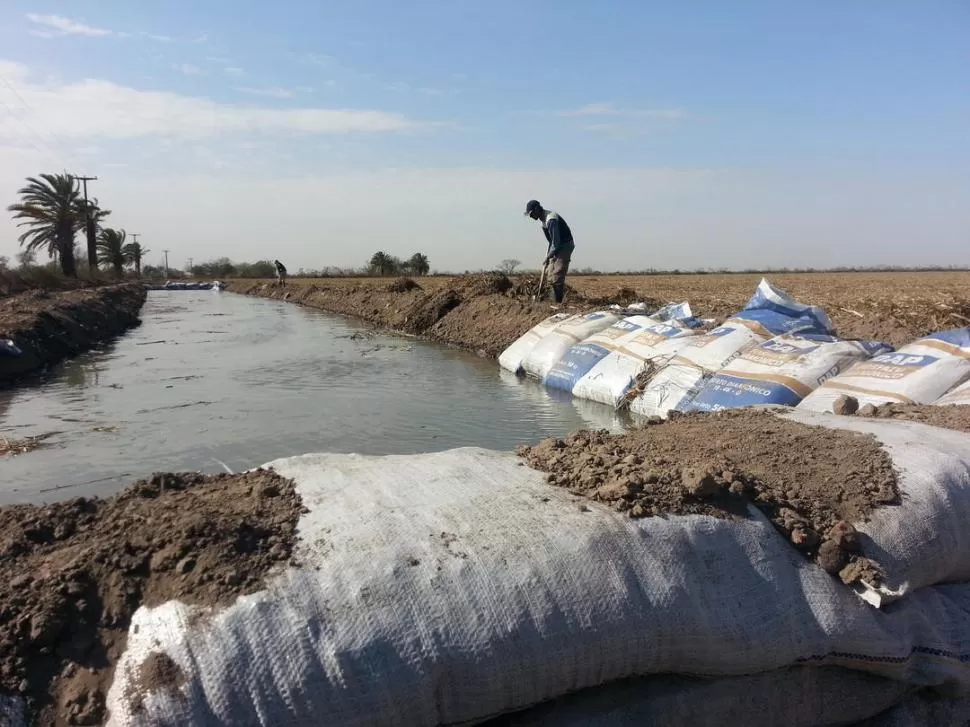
274, 259, 287, 286
524, 199, 574, 306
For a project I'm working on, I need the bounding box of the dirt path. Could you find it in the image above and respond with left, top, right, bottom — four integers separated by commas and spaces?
0, 469, 303, 726
0, 284, 148, 385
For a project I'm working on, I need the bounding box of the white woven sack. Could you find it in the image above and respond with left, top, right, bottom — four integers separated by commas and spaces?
96, 440, 970, 726
571, 322, 698, 408
782, 409, 970, 605
521, 312, 622, 381
492, 666, 914, 727
498, 313, 577, 374
798, 329, 970, 413
628, 322, 766, 418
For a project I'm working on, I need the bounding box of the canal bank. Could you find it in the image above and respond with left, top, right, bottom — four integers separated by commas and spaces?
0, 284, 147, 384
226, 274, 580, 358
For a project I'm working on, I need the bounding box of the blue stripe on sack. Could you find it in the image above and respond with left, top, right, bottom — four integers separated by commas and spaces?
731, 309, 829, 336
857, 340, 895, 356
543, 343, 612, 392
924, 328, 970, 348
685, 373, 803, 412
743, 279, 833, 333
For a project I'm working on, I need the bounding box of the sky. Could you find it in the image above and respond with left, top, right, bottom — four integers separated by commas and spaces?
0, 1, 967, 273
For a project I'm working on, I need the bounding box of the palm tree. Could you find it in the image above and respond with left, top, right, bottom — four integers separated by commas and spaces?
123, 241, 150, 276
368, 251, 398, 276
97, 228, 127, 278
78, 197, 112, 269
407, 252, 430, 276
7, 173, 83, 277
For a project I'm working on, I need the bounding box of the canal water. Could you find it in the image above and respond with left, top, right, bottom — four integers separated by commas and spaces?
0, 291, 627, 504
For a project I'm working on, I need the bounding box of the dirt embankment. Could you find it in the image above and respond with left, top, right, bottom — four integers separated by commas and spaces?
517, 409, 898, 586
228, 274, 562, 357
0, 284, 148, 384
228, 272, 970, 356
0, 469, 304, 726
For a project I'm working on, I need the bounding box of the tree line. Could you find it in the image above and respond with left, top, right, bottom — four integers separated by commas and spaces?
5, 172, 149, 279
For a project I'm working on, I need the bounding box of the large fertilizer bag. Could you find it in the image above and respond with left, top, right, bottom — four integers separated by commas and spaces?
630, 279, 833, 418
499, 313, 577, 374
628, 323, 768, 418
685, 334, 893, 412
798, 328, 970, 413
543, 315, 662, 393
935, 379, 970, 406
74, 422, 970, 727
730, 277, 833, 338
570, 322, 699, 407
521, 311, 622, 381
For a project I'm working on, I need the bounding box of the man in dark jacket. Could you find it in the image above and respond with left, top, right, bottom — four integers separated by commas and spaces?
525, 199, 574, 305
274, 259, 287, 286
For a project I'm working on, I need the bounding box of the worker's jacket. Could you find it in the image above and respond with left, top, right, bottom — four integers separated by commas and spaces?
541, 212, 575, 259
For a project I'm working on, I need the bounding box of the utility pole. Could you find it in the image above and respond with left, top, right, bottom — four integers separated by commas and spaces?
163, 249, 170, 278
72, 174, 98, 274
187, 257, 193, 274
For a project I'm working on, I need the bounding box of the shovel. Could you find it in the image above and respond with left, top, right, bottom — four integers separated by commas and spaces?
532, 260, 548, 303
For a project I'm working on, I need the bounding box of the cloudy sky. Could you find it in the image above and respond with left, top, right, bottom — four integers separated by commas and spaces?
0, 1, 967, 272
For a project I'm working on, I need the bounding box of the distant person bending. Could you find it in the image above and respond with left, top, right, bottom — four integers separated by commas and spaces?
274, 259, 287, 286
525, 199, 575, 306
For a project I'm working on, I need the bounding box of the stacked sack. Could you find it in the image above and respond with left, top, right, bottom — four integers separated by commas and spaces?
798, 329, 970, 412
65, 411, 970, 726
629, 279, 833, 418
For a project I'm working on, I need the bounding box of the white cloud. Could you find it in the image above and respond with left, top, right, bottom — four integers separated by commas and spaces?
236, 86, 297, 99
0, 60, 431, 141
172, 63, 204, 76
224, 67, 246, 76
560, 102, 687, 120
26, 13, 113, 38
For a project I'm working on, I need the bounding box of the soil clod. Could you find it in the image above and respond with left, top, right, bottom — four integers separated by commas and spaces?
0, 469, 303, 727
517, 409, 899, 586
832, 395, 859, 416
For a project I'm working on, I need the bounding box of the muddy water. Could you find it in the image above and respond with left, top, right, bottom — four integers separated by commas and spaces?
0, 291, 626, 504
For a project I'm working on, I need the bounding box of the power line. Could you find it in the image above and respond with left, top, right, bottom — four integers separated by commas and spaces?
0, 93, 56, 159
0, 70, 68, 152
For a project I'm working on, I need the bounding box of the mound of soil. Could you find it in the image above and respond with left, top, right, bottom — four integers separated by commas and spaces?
508, 275, 579, 301
430, 296, 553, 357
0, 469, 303, 726
517, 409, 898, 585
401, 288, 463, 333
0, 284, 147, 384
386, 277, 422, 293
457, 272, 514, 298
853, 402, 970, 434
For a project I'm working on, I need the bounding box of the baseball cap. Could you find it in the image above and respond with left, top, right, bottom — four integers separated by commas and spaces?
524, 199, 541, 216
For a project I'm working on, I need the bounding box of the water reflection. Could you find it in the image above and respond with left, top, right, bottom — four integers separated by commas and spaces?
0, 292, 626, 504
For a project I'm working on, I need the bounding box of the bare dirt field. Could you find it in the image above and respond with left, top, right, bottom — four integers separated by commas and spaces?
248, 271, 970, 349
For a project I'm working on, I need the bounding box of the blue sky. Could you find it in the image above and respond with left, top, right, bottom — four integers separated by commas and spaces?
0, 1, 967, 272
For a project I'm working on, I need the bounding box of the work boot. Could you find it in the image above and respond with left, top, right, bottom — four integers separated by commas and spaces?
552, 282, 565, 305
